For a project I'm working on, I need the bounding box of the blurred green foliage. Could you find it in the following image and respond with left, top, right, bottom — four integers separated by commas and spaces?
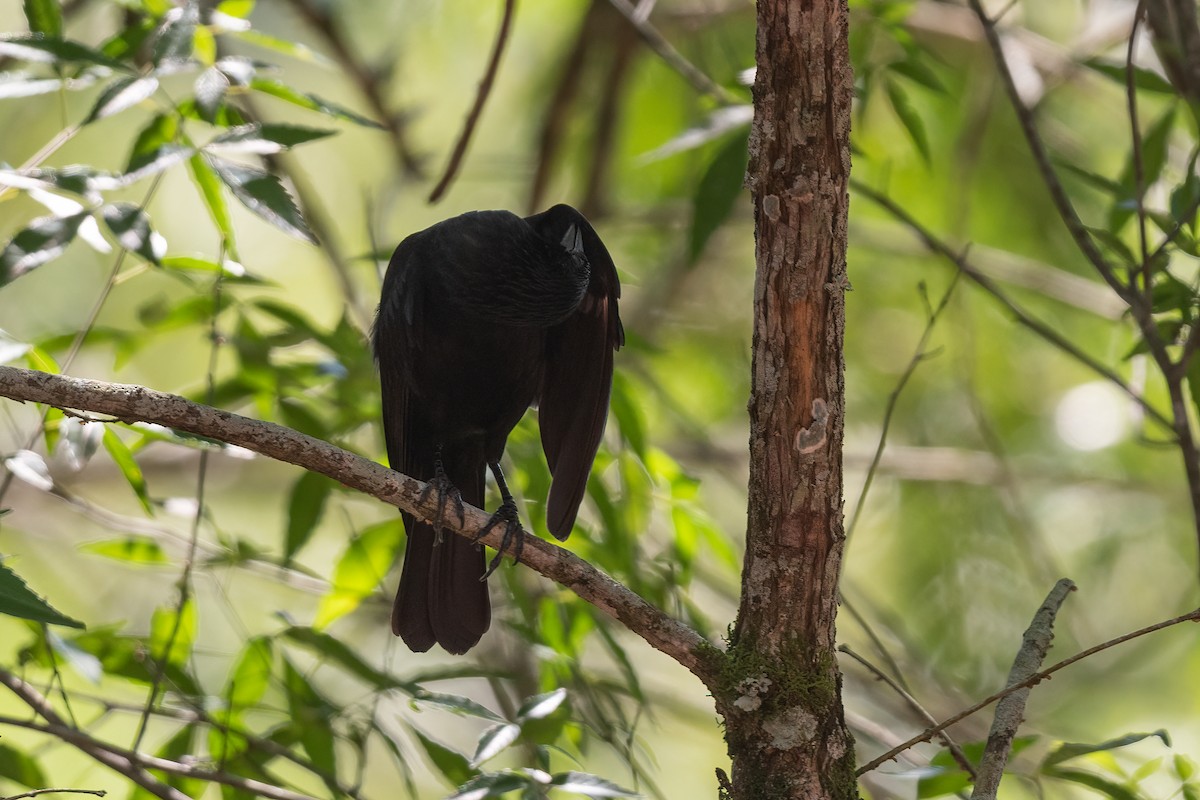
0, 0, 1199, 798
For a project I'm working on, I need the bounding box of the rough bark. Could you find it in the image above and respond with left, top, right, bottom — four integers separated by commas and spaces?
715, 0, 856, 797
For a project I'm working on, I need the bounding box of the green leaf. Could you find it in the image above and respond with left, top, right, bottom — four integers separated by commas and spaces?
609, 371, 647, 457
516, 688, 567, 722
1044, 731, 1171, 768
84, 75, 160, 124
250, 77, 385, 128
1110, 107, 1178, 231
0, 34, 129, 70
283, 470, 334, 562
1175, 755, 1196, 781
1084, 59, 1178, 95
23, 0, 63, 37
81, 537, 169, 564
218, 0, 256, 18
102, 202, 166, 265
282, 658, 338, 776
447, 772, 528, 799
0, 70, 70, 99
0, 742, 48, 788
194, 66, 229, 122
283, 626, 412, 691
103, 427, 153, 514
1, 211, 88, 285
314, 519, 404, 628
1044, 767, 1140, 800
127, 113, 181, 172
187, 153, 239, 260
227, 635, 273, 710
234, 30, 330, 65
470, 723, 521, 768
688, 132, 748, 264
0, 559, 84, 627
154, 3, 198, 65
413, 730, 477, 788
885, 76, 931, 163
890, 55, 945, 93
148, 599, 197, 668
413, 690, 507, 722
207, 123, 337, 154
208, 155, 318, 244
548, 772, 639, 797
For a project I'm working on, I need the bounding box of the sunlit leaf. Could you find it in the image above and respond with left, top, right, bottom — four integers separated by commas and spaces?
148, 598, 197, 668
447, 771, 528, 799
314, 518, 404, 628
1084, 59, 1177, 95
207, 123, 337, 155
0, 558, 84, 628
102, 202, 167, 265
234, 31, 330, 65
194, 66, 229, 122
283, 626, 411, 690
227, 635, 273, 710
1044, 731, 1170, 768
85, 75, 159, 124
517, 688, 567, 722
1, 211, 88, 285
413, 690, 507, 722
1043, 767, 1140, 800
102, 427, 153, 514
154, 2, 199, 65
470, 723, 521, 768
0, 70, 70, 99
250, 77, 384, 128
81, 537, 169, 564
549, 772, 639, 797
0, 34, 128, 70
187, 153, 239, 259
208, 154, 317, 244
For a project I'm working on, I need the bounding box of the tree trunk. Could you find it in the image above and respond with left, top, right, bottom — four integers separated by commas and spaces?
717, 0, 856, 797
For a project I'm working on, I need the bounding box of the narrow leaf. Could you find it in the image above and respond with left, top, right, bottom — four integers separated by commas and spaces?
148, 599, 197, 668
81, 537, 169, 564
102, 202, 166, 265
23, 0, 63, 37
0, 742, 48, 788
0, 70, 67, 99
208, 154, 317, 244
688, 132, 748, 264
194, 66, 229, 122
1084, 58, 1178, 94
1, 211, 88, 285
0, 34, 129, 70
283, 470, 333, 562
1045, 731, 1171, 767
447, 772, 528, 799
470, 723, 521, 768
283, 659, 338, 775
207, 123, 336, 155
187, 153, 239, 259
227, 635, 273, 710
413, 730, 477, 787
127, 113, 180, 172
412, 690, 507, 723
516, 688, 567, 722
314, 519, 404, 628
154, 3, 198, 66
283, 627, 410, 691
84, 75, 160, 124
250, 77, 384, 128
885, 77, 931, 163
102, 427, 153, 514
548, 772, 640, 797
0, 559, 84, 627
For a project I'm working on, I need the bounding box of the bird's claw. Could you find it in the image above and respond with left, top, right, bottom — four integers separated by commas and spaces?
419, 470, 465, 545
475, 499, 524, 579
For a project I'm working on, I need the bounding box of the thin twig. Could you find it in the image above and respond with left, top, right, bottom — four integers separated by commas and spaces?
0, 367, 724, 690
427, 0, 518, 203
839, 594, 911, 693
846, 275, 959, 543
605, 0, 740, 104
840, 644, 976, 780
2, 790, 107, 800
857, 606, 1200, 775
970, 579, 1076, 799
851, 179, 1173, 432
1125, 1, 1151, 296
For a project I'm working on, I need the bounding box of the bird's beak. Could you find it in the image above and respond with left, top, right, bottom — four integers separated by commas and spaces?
561, 224, 584, 256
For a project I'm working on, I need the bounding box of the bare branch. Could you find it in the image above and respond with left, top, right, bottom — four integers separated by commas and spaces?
0, 366, 722, 690
970, 579, 1076, 800
427, 0, 518, 203
857, 605, 1200, 775
851, 179, 1173, 433
1, 790, 107, 800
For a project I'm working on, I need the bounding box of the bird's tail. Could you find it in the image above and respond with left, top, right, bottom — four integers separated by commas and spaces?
392, 452, 490, 654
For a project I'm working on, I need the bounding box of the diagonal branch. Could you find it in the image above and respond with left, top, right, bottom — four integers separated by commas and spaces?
0, 366, 723, 691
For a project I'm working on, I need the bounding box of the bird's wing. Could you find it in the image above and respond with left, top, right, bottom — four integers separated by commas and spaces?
533, 206, 624, 540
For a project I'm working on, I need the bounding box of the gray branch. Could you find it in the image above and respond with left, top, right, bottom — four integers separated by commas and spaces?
971, 579, 1076, 800
0, 366, 722, 690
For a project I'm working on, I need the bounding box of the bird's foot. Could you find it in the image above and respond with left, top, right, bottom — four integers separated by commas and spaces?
419, 464, 465, 545
474, 499, 525, 579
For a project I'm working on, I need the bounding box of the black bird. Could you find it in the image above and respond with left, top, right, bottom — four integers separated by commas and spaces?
373, 204, 623, 654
